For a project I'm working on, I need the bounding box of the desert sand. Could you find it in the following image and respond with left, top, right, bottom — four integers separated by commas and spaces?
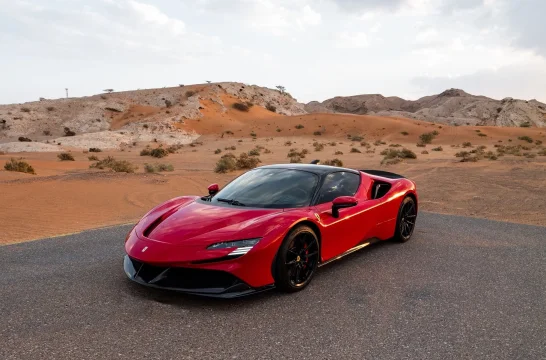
1, 108, 545, 245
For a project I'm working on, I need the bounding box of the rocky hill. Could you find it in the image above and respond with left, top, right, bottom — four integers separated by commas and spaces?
305, 89, 546, 127
0, 82, 305, 152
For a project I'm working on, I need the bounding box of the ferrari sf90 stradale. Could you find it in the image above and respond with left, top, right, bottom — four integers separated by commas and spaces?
124, 163, 418, 297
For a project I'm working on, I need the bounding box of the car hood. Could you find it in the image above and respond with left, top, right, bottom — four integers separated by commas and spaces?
138, 200, 283, 245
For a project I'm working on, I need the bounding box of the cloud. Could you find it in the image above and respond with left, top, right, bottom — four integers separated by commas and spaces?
330, 0, 407, 11
336, 32, 369, 49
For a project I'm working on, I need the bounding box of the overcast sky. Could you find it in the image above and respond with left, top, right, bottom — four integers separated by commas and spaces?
1, 0, 545, 104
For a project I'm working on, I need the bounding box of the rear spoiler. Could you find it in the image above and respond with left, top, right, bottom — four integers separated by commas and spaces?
360, 170, 405, 179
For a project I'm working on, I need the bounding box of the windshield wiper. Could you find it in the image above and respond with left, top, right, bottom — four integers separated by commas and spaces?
217, 198, 246, 206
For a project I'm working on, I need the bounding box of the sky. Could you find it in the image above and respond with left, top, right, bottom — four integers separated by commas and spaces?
1, 0, 545, 104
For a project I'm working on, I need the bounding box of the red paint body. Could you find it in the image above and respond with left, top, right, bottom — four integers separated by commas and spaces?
125, 170, 417, 288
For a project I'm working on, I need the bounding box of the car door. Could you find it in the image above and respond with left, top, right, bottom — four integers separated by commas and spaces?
313, 171, 375, 261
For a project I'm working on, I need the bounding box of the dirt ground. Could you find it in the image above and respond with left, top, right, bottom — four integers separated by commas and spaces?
1, 113, 545, 245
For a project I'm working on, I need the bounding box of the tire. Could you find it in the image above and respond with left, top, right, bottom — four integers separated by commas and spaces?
393, 196, 417, 243
274, 225, 320, 293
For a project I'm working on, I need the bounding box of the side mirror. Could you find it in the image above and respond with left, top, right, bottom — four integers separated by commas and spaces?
208, 184, 219, 196
332, 196, 358, 218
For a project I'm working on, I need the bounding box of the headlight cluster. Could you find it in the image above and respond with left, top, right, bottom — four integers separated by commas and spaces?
207, 238, 261, 256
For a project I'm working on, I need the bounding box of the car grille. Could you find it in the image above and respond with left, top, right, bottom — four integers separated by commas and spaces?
129, 257, 242, 290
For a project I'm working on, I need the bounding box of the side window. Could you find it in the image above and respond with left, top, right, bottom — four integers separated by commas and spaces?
316, 172, 360, 204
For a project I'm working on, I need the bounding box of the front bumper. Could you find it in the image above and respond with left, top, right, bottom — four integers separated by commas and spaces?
123, 256, 274, 298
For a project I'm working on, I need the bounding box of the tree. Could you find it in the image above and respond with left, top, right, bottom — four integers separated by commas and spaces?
103, 89, 114, 94
206, 81, 212, 84
276, 85, 286, 94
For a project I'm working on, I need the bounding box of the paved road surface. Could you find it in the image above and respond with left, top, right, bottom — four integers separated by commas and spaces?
1, 212, 545, 360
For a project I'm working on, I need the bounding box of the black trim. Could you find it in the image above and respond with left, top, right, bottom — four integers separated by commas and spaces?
318, 238, 381, 267
124, 256, 274, 298
361, 170, 406, 179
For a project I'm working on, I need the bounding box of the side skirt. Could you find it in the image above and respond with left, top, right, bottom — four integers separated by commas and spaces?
318, 238, 381, 268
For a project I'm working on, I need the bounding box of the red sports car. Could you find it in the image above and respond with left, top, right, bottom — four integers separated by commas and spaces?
124, 163, 418, 297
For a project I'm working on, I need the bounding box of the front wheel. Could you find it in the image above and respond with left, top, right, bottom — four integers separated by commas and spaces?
394, 196, 417, 242
274, 225, 320, 293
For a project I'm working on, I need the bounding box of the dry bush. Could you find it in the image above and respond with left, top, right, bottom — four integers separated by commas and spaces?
287, 148, 308, 158
90, 156, 137, 173
276, 128, 282, 132
46, 106, 55, 112
360, 141, 371, 149
232, 102, 250, 112
141, 147, 168, 158
18, 137, 32, 142
421, 150, 429, 154
266, 103, 277, 112
88, 155, 99, 161
518, 136, 533, 143
214, 149, 222, 154
537, 148, 546, 156
284, 141, 292, 146
389, 144, 401, 148
166, 144, 184, 153
186, 90, 196, 97
350, 148, 361, 153
381, 148, 417, 164
329, 142, 337, 146
289, 156, 302, 163
225, 146, 236, 151
4, 158, 35, 174
478, 133, 487, 137
58, 152, 75, 161
373, 140, 386, 146
313, 142, 325, 151
431, 146, 443, 151
401, 131, 409, 136
520, 121, 531, 128
64, 127, 76, 136
236, 153, 261, 169
224, 130, 234, 135
462, 142, 472, 148
335, 151, 343, 155
313, 131, 322, 136
250, 131, 257, 137
323, 158, 343, 167
144, 163, 174, 173
89, 148, 102, 153
21, 107, 31, 113
248, 148, 260, 156
295, 124, 304, 129
419, 132, 437, 144
350, 135, 364, 141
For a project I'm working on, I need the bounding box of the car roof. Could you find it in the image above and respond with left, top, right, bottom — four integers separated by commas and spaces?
257, 163, 361, 176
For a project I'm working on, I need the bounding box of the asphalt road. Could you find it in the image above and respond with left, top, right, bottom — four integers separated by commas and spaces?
1, 212, 545, 360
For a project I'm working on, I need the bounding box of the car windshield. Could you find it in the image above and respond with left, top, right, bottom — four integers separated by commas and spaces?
210, 168, 319, 209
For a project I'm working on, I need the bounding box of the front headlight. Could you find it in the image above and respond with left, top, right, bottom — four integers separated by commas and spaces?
207, 238, 261, 256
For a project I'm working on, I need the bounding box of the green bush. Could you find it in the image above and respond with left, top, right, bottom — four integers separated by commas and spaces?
141, 147, 169, 158
236, 153, 260, 169
380, 148, 417, 164
518, 136, 533, 143
419, 132, 437, 144
4, 158, 35, 174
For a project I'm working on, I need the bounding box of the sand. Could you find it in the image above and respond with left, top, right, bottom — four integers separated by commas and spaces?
1, 112, 545, 245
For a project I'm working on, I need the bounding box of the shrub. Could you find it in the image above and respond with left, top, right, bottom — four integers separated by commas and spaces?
64, 127, 76, 136
144, 163, 174, 173
225, 146, 236, 151
421, 150, 429, 154
165, 100, 172, 108
224, 130, 234, 135
43, 130, 51, 136
266, 103, 277, 112
313, 131, 322, 136
416, 143, 426, 147
380, 148, 416, 164
389, 144, 401, 148
295, 124, 304, 129
264, 148, 272, 154
141, 147, 168, 158
90, 156, 137, 173
323, 159, 344, 167
285, 141, 293, 146
334, 151, 343, 155
289, 156, 302, 163
374, 140, 386, 146
478, 133, 487, 137
21, 107, 31, 113
4, 158, 35, 174
89, 148, 102, 153
250, 131, 257, 137
18, 136, 32, 142
431, 146, 443, 151
248, 148, 260, 156
401, 131, 409, 136
232, 102, 250, 112
166, 144, 184, 153
236, 153, 260, 169
287, 148, 308, 158
419, 132, 437, 144
276, 128, 281, 132
360, 141, 371, 148
518, 136, 533, 143
535, 140, 542, 146
46, 106, 55, 112
58, 152, 75, 161
350, 147, 361, 153
462, 142, 472, 148
88, 155, 99, 161
313, 142, 325, 151
520, 121, 531, 128
186, 90, 196, 97
214, 149, 222, 154
350, 135, 364, 141
214, 154, 237, 173
538, 148, 546, 156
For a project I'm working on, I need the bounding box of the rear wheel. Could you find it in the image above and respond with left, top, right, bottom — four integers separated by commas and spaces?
275, 225, 319, 293
394, 196, 417, 242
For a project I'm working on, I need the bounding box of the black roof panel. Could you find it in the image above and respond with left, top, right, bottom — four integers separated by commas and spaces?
257, 163, 360, 175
